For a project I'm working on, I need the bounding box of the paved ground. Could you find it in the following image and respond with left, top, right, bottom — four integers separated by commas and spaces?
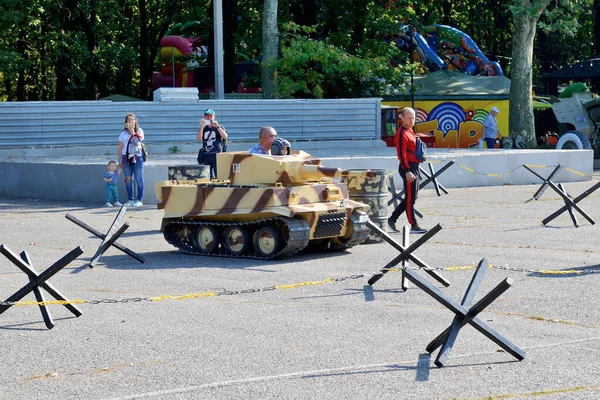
1, 177, 600, 399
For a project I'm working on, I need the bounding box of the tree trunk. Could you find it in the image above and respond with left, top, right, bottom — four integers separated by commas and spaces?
439, 0, 452, 26
224, 0, 238, 92
262, 0, 278, 98
115, 0, 133, 96
509, 1, 549, 147
83, 0, 99, 100
55, 0, 79, 100
16, 30, 26, 101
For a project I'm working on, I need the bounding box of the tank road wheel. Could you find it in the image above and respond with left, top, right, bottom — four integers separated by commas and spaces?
254, 226, 282, 258
223, 226, 250, 256
193, 225, 219, 254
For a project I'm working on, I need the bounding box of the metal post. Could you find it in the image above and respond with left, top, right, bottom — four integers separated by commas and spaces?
213, 0, 225, 99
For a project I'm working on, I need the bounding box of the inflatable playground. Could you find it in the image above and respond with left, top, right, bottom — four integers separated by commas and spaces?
396, 25, 503, 77
151, 22, 258, 94
383, 25, 508, 149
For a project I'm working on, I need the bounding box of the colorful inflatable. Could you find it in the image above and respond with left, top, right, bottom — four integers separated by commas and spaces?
397, 25, 503, 76
152, 35, 207, 90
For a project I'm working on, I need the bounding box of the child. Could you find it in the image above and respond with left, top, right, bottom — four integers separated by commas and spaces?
104, 161, 122, 207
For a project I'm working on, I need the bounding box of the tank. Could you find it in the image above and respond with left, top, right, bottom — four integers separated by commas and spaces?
155, 151, 376, 259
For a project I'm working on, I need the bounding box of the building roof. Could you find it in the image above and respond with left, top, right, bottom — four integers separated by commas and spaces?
384, 70, 511, 101
98, 94, 147, 102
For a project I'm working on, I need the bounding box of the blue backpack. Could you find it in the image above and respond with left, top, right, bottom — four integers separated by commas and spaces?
411, 138, 427, 162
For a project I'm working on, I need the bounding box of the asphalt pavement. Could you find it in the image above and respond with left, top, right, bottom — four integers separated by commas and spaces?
1, 178, 600, 399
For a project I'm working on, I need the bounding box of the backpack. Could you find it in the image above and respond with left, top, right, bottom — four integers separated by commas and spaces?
126, 135, 146, 165
412, 138, 427, 162
126, 136, 136, 166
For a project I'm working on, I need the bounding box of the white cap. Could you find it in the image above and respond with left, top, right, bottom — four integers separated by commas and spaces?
491, 106, 500, 113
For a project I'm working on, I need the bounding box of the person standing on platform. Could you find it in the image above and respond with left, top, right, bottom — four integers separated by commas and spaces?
103, 160, 122, 207
388, 107, 427, 234
197, 109, 228, 179
481, 106, 500, 149
118, 113, 145, 206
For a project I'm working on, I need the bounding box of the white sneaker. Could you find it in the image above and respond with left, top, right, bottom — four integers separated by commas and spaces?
104, 202, 113, 207
123, 200, 135, 206
133, 200, 143, 206
114, 202, 123, 207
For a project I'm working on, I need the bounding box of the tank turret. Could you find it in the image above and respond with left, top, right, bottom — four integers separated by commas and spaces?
156, 151, 376, 259
216, 150, 376, 185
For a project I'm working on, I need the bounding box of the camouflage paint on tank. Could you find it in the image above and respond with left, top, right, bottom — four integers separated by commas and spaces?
216, 150, 374, 186
156, 151, 377, 258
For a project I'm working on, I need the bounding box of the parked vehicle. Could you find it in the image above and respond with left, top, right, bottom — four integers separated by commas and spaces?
535, 87, 600, 153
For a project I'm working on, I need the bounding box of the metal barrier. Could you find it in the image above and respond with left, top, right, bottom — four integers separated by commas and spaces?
0, 99, 381, 147
523, 163, 600, 227
366, 220, 525, 367
66, 207, 145, 268
0, 244, 83, 330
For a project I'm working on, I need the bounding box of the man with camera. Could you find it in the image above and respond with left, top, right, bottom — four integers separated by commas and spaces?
197, 108, 228, 179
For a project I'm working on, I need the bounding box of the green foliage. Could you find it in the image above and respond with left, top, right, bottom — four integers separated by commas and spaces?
0, 0, 595, 101
168, 145, 181, 154
270, 22, 411, 98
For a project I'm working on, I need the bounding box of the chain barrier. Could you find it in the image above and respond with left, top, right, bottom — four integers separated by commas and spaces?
3, 262, 596, 308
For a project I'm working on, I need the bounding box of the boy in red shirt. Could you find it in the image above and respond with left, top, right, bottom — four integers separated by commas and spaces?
388, 107, 427, 234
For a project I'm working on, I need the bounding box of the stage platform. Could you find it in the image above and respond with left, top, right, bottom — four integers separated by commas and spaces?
0, 140, 594, 205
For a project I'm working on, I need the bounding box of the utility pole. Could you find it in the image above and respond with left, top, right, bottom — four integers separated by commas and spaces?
214, 0, 225, 99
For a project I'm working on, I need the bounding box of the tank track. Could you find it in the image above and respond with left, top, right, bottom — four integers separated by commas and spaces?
163, 217, 311, 260
344, 212, 371, 247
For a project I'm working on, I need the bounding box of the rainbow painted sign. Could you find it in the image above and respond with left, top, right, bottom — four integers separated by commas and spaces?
383, 100, 509, 148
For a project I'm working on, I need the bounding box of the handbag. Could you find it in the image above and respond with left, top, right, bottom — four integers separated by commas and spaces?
197, 147, 205, 164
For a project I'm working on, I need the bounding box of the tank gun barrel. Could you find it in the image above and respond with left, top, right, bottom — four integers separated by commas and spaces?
298, 165, 376, 180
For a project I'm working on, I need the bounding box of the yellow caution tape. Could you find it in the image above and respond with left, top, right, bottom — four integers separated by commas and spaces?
523, 164, 547, 169
565, 167, 586, 177
151, 292, 217, 301
13, 299, 86, 307
458, 164, 475, 173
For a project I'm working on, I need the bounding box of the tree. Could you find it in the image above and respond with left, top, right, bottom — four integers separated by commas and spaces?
509, 0, 589, 147
508, 1, 550, 146
262, 0, 278, 98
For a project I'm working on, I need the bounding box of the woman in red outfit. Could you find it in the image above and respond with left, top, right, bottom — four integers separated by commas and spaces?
388, 107, 427, 234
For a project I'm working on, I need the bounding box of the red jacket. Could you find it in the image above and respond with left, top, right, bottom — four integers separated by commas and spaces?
395, 125, 418, 172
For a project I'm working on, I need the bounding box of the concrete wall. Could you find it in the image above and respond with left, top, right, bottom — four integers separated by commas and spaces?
319, 149, 594, 188
0, 98, 381, 147
0, 144, 593, 205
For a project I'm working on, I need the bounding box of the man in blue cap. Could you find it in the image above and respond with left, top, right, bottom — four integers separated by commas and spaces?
197, 109, 228, 179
